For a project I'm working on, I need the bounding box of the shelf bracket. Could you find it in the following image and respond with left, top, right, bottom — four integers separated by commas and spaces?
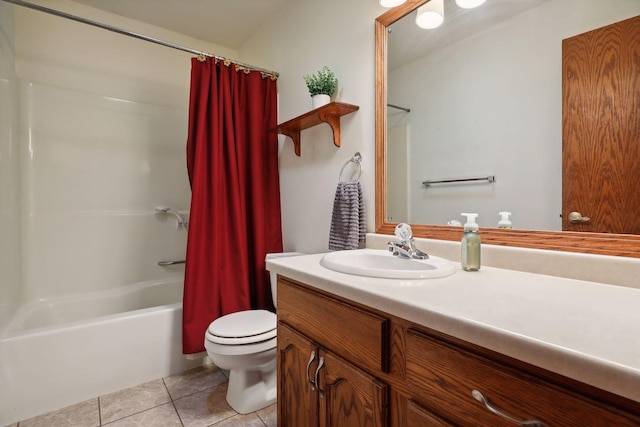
279, 127, 302, 156
318, 111, 342, 148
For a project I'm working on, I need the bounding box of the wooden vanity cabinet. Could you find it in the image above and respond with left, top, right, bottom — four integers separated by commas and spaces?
277, 277, 390, 426
276, 276, 640, 426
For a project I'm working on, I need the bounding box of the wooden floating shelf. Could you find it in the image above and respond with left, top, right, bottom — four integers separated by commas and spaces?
271, 102, 359, 156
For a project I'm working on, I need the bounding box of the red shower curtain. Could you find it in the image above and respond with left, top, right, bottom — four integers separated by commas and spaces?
183, 57, 283, 354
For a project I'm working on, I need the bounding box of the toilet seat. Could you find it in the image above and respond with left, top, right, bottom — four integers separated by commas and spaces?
206, 309, 276, 345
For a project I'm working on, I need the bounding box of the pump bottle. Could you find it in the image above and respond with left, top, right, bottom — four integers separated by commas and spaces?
461, 213, 481, 271
498, 211, 512, 229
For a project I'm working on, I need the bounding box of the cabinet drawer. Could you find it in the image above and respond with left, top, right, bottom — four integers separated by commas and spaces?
405, 329, 639, 426
278, 277, 389, 373
406, 398, 454, 426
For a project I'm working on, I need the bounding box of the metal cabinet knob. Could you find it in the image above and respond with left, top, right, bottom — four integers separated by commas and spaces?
568, 211, 591, 224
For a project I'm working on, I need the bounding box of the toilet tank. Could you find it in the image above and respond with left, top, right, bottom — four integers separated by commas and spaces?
265, 252, 305, 307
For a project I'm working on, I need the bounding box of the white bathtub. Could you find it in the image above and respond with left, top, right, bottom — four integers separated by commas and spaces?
0, 279, 205, 426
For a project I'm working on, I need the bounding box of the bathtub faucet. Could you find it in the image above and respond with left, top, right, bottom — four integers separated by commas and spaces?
155, 206, 188, 228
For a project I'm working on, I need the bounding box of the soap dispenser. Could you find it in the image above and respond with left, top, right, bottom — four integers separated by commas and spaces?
498, 211, 512, 229
461, 213, 481, 271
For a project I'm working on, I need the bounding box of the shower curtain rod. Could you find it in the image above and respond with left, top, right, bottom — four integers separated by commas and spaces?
2, 0, 279, 77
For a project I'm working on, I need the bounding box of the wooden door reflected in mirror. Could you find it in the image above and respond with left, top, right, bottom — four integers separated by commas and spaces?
562, 15, 640, 234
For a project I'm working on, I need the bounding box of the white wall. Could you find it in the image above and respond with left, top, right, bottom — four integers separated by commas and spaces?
388, 0, 640, 230
4, 0, 235, 309
240, 0, 387, 254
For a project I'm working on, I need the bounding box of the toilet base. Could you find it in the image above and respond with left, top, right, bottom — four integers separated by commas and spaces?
226, 360, 277, 414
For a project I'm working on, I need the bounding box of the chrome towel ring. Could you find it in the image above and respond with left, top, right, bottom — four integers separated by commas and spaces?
339, 152, 362, 182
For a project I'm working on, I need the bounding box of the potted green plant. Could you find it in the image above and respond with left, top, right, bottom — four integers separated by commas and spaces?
303, 66, 337, 109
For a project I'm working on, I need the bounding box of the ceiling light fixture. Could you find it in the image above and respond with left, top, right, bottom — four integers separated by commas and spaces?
379, 0, 407, 8
416, 0, 444, 29
455, 0, 487, 9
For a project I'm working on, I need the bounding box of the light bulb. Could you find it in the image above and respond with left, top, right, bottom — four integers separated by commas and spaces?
416, 0, 444, 29
455, 0, 486, 9
379, 0, 407, 8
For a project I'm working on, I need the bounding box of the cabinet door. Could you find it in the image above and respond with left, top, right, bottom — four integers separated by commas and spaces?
319, 349, 388, 427
278, 323, 319, 427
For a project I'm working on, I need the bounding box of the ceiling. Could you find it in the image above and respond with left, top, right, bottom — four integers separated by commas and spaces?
71, 0, 289, 50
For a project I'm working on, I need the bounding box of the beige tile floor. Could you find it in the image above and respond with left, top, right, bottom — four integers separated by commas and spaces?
8, 365, 276, 427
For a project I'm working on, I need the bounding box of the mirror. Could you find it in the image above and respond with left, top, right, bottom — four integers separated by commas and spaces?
375, 0, 640, 257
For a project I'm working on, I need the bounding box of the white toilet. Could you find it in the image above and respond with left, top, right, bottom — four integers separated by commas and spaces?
204, 252, 303, 414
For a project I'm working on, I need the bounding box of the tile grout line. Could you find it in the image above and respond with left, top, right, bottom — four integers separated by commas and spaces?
162, 377, 186, 427
256, 414, 268, 427
100, 402, 173, 426
97, 396, 102, 426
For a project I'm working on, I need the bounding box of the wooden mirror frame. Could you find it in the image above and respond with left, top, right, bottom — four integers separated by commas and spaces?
375, 0, 640, 258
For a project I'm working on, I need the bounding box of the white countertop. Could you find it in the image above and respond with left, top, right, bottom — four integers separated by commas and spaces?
267, 250, 640, 403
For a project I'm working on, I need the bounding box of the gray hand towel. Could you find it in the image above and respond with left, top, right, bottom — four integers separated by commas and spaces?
329, 181, 366, 250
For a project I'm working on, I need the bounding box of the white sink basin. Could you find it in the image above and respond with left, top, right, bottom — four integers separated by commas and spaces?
320, 249, 456, 279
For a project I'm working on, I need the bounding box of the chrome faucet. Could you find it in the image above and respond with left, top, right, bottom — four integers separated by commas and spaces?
388, 223, 428, 260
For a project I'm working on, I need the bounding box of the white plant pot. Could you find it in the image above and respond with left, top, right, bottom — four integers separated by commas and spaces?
311, 94, 331, 109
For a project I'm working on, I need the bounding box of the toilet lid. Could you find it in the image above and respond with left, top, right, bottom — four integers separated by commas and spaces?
207, 309, 276, 341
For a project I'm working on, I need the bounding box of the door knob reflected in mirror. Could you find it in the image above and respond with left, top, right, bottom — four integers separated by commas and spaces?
568, 211, 591, 224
